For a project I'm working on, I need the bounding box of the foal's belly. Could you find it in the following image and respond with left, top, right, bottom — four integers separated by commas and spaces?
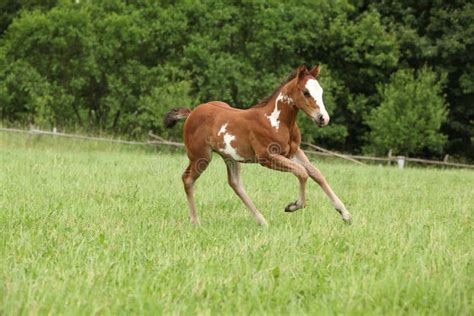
210, 123, 294, 163
211, 133, 256, 162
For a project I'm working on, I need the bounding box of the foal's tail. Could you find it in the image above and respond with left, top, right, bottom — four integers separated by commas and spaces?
163, 108, 192, 128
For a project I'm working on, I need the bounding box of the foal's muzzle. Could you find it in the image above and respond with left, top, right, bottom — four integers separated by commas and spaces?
314, 113, 329, 127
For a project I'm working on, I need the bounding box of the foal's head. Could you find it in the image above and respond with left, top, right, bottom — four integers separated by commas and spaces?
289, 65, 330, 127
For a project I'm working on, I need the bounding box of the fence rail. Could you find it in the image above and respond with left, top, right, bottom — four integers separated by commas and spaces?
303, 147, 474, 169
1, 127, 473, 169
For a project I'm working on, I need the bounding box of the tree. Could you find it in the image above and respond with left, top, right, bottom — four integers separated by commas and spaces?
0, 1, 472, 159
366, 68, 447, 156
0, 0, 57, 35
0, 1, 192, 135
363, 0, 474, 158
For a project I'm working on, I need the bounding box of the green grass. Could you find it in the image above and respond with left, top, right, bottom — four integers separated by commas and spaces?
1, 132, 473, 315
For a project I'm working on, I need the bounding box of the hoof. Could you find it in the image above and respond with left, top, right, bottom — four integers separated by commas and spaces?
343, 216, 353, 225
255, 214, 268, 226
257, 218, 268, 227
285, 201, 303, 212
191, 218, 200, 225
336, 208, 352, 225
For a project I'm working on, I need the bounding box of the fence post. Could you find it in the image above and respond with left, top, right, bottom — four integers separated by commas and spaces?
27, 125, 34, 141
387, 149, 392, 166
397, 156, 405, 169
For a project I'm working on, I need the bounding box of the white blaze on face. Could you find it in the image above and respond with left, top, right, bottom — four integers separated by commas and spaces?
266, 92, 293, 130
305, 79, 329, 124
218, 123, 244, 161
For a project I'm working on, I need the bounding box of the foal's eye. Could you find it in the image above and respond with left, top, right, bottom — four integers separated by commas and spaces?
303, 90, 311, 97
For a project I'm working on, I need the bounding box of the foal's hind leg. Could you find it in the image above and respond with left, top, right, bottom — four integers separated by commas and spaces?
293, 149, 352, 224
182, 156, 211, 225
225, 160, 267, 225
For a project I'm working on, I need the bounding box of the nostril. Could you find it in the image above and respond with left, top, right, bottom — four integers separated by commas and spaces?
317, 113, 324, 123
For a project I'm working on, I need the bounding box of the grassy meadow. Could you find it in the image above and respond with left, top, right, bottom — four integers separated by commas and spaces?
1, 132, 473, 315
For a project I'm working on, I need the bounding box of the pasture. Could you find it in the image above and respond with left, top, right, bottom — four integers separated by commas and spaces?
1, 132, 473, 315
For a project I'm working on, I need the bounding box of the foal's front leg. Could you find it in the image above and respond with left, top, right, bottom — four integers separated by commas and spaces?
293, 149, 353, 224
261, 154, 308, 212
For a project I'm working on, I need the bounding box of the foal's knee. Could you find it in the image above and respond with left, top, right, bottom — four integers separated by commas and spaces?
295, 166, 309, 181
308, 169, 326, 185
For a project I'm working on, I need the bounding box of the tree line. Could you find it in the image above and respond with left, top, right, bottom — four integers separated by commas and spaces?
0, 0, 472, 160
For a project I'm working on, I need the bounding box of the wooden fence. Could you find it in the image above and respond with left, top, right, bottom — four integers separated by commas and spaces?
1, 127, 473, 169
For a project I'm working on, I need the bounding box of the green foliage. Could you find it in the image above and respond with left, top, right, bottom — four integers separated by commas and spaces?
0, 0, 57, 35
0, 2, 192, 136
366, 68, 447, 156
0, 0, 472, 158
366, 0, 474, 158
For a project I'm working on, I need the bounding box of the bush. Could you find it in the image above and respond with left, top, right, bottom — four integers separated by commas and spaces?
365, 68, 448, 156
0, 1, 472, 159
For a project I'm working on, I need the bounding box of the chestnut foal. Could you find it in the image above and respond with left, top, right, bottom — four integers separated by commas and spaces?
164, 65, 352, 225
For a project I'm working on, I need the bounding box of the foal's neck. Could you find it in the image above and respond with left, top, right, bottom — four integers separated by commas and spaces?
261, 86, 298, 130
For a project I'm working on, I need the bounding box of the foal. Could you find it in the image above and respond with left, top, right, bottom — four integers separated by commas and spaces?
165, 65, 352, 225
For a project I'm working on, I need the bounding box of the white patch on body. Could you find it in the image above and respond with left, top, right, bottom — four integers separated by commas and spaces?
218, 123, 228, 136
266, 92, 293, 130
218, 123, 244, 161
305, 79, 329, 123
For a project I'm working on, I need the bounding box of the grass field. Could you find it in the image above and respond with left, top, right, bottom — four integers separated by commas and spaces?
1, 132, 473, 315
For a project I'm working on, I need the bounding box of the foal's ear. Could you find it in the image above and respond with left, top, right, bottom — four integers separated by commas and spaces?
297, 65, 309, 82
309, 64, 321, 77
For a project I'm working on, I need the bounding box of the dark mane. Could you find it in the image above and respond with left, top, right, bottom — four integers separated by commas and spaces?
251, 69, 297, 108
